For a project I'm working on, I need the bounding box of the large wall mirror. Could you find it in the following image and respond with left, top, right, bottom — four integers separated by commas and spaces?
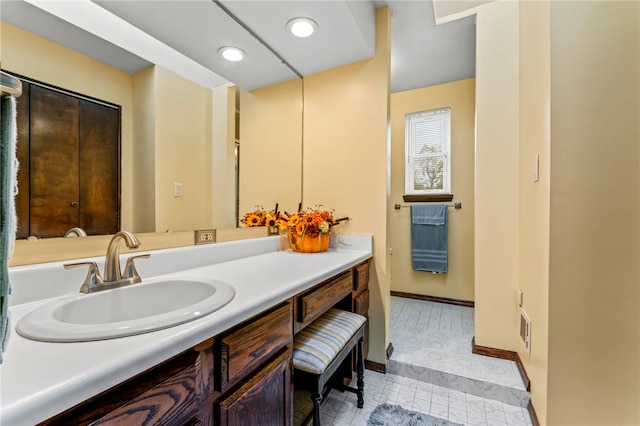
1, 0, 303, 239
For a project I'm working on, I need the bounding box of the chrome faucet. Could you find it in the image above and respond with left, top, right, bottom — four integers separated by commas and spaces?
64, 230, 150, 293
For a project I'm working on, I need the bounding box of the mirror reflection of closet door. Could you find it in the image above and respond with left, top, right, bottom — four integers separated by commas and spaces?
15, 81, 120, 239
30, 84, 81, 238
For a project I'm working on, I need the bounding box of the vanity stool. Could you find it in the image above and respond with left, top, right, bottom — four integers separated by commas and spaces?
293, 308, 366, 426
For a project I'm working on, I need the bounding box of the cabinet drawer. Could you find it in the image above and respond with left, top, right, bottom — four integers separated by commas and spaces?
353, 261, 370, 294
354, 289, 369, 315
217, 302, 292, 392
297, 271, 352, 327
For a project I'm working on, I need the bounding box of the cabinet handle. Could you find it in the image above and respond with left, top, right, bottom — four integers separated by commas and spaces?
70, 201, 78, 208
64, 261, 103, 293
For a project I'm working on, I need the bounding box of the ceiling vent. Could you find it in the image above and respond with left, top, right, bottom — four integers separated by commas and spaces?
518, 307, 532, 358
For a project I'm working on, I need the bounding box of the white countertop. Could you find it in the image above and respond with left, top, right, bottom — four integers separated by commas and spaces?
0, 235, 372, 425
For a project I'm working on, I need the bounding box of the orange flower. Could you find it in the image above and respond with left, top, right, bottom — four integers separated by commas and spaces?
279, 206, 339, 236
295, 222, 306, 235
241, 205, 268, 227
287, 214, 300, 229
265, 213, 278, 227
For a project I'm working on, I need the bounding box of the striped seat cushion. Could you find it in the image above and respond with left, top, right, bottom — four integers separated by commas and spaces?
293, 308, 366, 375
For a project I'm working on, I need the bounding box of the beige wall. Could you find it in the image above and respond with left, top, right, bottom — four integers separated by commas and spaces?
239, 79, 303, 216
132, 66, 156, 232
389, 79, 475, 301
517, 1, 550, 422
474, 1, 520, 351
303, 6, 391, 364
471, 1, 640, 423
547, 2, 639, 424
154, 67, 213, 232
211, 84, 237, 229
8, 227, 268, 267
1, 23, 216, 236
0, 22, 135, 231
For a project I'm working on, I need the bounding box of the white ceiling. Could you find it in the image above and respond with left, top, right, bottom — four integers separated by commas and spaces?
0, 0, 475, 93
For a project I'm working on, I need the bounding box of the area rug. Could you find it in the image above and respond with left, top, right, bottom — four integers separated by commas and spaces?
367, 403, 463, 426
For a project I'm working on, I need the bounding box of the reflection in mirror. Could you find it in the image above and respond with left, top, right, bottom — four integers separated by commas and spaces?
0, 1, 303, 238
238, 80, 303, 224
13, 76, 121, 239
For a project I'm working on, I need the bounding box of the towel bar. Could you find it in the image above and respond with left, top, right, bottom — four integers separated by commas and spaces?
394, 202, 462, 210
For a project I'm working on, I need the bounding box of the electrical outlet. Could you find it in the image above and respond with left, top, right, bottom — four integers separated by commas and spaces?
194, 229, 216, 245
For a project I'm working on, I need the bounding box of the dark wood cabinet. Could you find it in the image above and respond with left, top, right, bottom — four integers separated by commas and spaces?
217, 348, 292, 426
293, 271, 353, 333
217, 302, 292, 393
91, 366, 199, 425
38, 349, 203, 426
14, 79, 120, 239
353, 260, 371, 359
37, 260, 371, 426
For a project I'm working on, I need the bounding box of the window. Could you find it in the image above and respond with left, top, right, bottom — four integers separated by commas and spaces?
405, 107, 451, 196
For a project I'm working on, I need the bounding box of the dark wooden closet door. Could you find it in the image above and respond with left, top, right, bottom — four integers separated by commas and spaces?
79, 101, 119, 235
15, 82, 30, 239
29, 85, 80, 238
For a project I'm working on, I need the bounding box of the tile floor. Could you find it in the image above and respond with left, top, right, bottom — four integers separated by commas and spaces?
293, 297, 533, 426
294, 369, 533, 426
388, 297, 529, 407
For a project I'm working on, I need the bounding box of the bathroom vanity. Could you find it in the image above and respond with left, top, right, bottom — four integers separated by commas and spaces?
1, 235, 372, 425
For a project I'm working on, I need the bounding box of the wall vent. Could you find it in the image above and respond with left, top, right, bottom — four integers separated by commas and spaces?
518, 307, 532, 357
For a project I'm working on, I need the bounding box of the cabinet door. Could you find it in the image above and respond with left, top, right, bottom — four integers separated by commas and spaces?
30, 85, 80, 238
15, 81, 120, 238
79, 100, 119, 235
217, 349, 292, 426
15, 81, 30, 240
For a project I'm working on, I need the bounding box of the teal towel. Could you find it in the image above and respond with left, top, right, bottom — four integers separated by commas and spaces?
410, 204, 448, 273
1, 95, 18, 362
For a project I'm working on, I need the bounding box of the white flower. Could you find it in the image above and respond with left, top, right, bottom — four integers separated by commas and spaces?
318, 221, 331, 233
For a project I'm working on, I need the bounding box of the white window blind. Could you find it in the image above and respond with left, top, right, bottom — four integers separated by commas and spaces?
405, 107, 451, 195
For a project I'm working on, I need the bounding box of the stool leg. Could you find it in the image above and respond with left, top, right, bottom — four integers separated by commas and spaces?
311, 387, 322, 426
356, 336, 365, 409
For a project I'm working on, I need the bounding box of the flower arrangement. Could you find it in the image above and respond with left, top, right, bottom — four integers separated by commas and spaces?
241, 204, 281, 228
241, 204, 348, 252
278, 205, 348, 253
278, 206, 336, 237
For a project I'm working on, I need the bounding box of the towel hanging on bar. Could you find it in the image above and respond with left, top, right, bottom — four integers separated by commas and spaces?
410, 204, 448, 273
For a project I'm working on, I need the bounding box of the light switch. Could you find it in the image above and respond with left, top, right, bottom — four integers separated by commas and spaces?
173, 182, 183, 197
532, 154, 540, 182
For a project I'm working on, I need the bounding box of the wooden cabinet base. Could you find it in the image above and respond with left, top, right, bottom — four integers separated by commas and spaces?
37, 258, 371, 426
217, 348, 292, 426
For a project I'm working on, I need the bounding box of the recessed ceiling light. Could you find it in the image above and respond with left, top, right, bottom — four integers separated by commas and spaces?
286, 17, 318, 38
218, 46, 245, 62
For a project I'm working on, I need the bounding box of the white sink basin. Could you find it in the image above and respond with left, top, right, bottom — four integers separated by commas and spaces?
16, 277, 235, 342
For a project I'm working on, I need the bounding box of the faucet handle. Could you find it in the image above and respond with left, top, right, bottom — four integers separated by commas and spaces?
123, 254, 150, 283
64, 262, 104, 293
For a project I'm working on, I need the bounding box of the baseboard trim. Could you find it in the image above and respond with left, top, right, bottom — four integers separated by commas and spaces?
365, 360, 386, 373
390, 291, 474, 308
471, 337, 531, 391
527, 399, 540, 426
365, 343, 394, 374
472, 337, 538, 424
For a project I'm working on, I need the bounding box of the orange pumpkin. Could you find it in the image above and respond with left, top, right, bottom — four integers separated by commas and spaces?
288, 232, 329, 253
